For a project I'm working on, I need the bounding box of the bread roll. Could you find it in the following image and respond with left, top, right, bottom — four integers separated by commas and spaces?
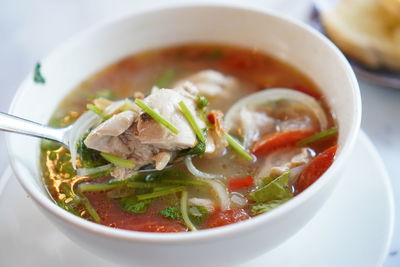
321, 0, 400, 71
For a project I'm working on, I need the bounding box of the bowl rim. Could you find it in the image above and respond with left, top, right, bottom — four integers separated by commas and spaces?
6, 2, 361, 243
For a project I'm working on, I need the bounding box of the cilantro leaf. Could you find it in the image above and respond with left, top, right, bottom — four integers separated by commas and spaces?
119, 196, 152, 214
77, 134, 108, 168
177, 139, 206, 158
159, 206, 182, 220
34, 62, 46, 84
188, 205, 210, 225
249, 171, 293, 203
197, 95, 209, 109
251, 198, 290, 215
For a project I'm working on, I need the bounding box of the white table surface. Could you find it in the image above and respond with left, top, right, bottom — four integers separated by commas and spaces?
0, 1, 398, 266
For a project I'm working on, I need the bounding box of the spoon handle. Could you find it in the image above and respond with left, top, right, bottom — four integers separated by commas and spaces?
0, 112, 68, 146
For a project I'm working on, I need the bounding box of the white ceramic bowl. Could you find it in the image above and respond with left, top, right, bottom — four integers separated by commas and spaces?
6, 4, 361, 267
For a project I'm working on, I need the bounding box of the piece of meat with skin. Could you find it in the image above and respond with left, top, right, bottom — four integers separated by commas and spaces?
136, 88, 206, 150
122, 127, 159, 167
174, 70, 238, 98
239, 107, 275, 148
84, 111, 137, 157
256, 147, 312, 180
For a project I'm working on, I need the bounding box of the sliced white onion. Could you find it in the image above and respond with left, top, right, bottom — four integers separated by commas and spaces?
184, 157, 224, 179
230, 192, 248, 208
203, 179, 230, 211
76, 164, 113, 177
225, 88, 328, 132
68, 111, 102, 169
289, 165, 306, 186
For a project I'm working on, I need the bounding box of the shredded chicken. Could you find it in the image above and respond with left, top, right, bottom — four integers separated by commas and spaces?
239, 107, 275, 148
174, 70, 238, 98
84, 111, 137, 157
84, 82, 219, 179
256, 147, 312, 179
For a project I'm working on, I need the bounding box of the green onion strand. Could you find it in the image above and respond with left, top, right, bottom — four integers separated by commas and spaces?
297, 127, 338, 147
136, 186, 185, 201
224, 132, 254, 161
178, 100, 206, 143
135, 98, 179, 134
100, 152, 135, 169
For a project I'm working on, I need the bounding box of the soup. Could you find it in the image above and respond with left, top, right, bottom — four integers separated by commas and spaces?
41, 44, 337, 233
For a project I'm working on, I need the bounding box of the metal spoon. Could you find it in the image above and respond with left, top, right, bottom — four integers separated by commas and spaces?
0, 112, 71, 147
0, 111, 171, 172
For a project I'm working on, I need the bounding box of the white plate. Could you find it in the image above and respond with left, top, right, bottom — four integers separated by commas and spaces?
0, 131, 394, 267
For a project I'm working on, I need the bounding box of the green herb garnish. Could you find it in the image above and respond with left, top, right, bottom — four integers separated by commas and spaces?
87, 103, 103, 116
135, 98, 179, 134
60, 183, 100, 222
159, 206, 182, 220
224, 132, 254, 161
197, 95, 209, 109
251, 198, 290, 215
34, 62, 46, 84
136, 186, 185, 201
177, 138, 206, 158
208, 50, 223, 59
100, 152, 135, 169
81, 196, 101, 222
79, 182, 121, 192
179, 100, 206, 143
188, 205, 210, 225
119, 196, 152, 214
95, 90, 114, 99
155, 69, 175, 88
249, 171, 293, 203
297, 127, 338, 146
77, 135, 108, 168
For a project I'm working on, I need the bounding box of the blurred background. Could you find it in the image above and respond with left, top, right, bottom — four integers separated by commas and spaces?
0, 0, 399, 266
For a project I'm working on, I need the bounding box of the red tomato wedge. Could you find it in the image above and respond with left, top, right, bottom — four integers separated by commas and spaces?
251, 130, 316, 156
228, 176, 254, 191
204, 208, 250, 229
296, 145, 337, 194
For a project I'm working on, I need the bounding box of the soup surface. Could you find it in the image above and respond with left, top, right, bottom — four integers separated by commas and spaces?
41, 44, 337, 232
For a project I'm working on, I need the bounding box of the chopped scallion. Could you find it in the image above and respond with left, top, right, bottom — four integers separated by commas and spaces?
155, 69, 175, 88
81, 196, 101, 222
297, 127, 338, 147
122, 98, 135, 111
178, 100, 206, 143
136, 186, 185, 201
161, 179, 206, 186
135, 98, 179, 134
224, 132, 254, 161
78, 182, 121, 192
181, 191, 197, 231
86, 104, 104, 116
34, 62, 46, 84
100, 152, 135, 169
197, 95, 209, 109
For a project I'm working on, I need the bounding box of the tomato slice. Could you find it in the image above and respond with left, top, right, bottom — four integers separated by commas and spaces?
228, 176, 254, 191
204, 208, 250, 228
296, 145, 337, 194
251, 130, 315, 156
